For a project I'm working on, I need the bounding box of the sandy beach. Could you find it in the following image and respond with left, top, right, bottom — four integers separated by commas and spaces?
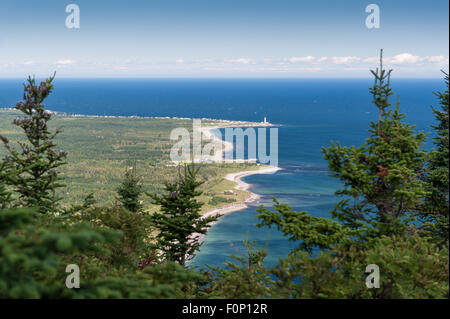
193, 122, 282, 246
201, 165, 282, 218
194, 165, 281, 246
200, 125, 234, 154
199, 120, 275, 160
199, 121, 281, 220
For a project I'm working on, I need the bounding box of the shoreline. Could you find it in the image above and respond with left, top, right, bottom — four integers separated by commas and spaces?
198, 120, 277, 162
189, 165, 282, 261
1, 107, 277, 127
2, 107, 280, 244
196, 124, 282, 241
188, 122, 282, 247
197, 165, 282, 245
199, 121, 281, 218
201, 165, 282, 220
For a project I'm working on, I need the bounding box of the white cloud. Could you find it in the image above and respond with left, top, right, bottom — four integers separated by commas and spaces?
343, 67, 366, 71
387, 53, 422, 64
363, 56, 379, 63
331, 56, 361, 64
226, 58, 252, 64
2, 52, 446, 77
114, 66, 129, 71
303, 67, 321, 71
55, 59, 76, 65
425, 55, 447, 63
288, 56, 316, 63
364, 54, 449, 65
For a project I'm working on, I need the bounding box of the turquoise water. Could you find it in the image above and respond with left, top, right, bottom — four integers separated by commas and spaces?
0, 78, 444, 268
189, 124, 372, 268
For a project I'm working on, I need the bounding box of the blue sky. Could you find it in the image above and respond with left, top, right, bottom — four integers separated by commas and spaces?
0, 0, 448, 78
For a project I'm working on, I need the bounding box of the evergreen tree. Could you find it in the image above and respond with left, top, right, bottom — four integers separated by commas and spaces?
116, 161, 143, 212
257, 198, 352, 253
149, 164, 219, 266
422, 71, 449, 243
259, 51, 428, 249
0, 74, 67, 214
321, 50, 427, 239
254, 53, 448, 298
0, 75, 206, 299
0, 207, 120, 298
267, 234, 448, 299
0, 206, 204, 298
204, 241, 276, 298
0, 160, 13, 209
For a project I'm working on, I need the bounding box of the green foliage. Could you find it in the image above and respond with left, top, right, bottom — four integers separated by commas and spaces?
149, 164, 220, 265
208, 195, 236, 206
200, 235, 448, 299
269, 234, 448, 299
0, 207, 36, 234
0, 109, 260, 209
369, 49, 393, 136
0, 206, 207, 298
116, 161, 143, 212
0, 160, 13, 209
257, 198, 353, 253
0, 76, 208, 299
322, 52, 427, 239
0, 207, 120, 298
2, 68, 449, 299
141, 261, 205, 298
199, 234, 448, 299
0, 74, 67, 214
59, 204, 206, 298
252, 53, 448, 299
67, 206, 153, 268
204, 241, 276, 298
421, 71, 449, 243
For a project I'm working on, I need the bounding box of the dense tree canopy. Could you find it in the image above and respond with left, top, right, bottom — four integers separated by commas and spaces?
149, 164, 220, 265
421, 72, 449, 243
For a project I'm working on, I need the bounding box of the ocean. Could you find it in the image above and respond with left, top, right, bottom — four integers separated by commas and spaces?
0, 78, 444, 268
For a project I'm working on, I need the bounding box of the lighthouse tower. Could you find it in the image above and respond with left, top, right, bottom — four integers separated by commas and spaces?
263, 117, 267, 124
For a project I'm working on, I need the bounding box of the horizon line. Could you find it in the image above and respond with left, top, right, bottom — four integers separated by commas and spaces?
0, 76, 444, 80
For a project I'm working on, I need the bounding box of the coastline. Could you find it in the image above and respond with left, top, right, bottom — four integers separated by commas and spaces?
201, 165, 282, 219
196, 122, 282, 245
199, 120, 276, 162
1, 107, 275, 126
199, 121, 281, 219
196, 165, 281, 245
2, 107, 280, 242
